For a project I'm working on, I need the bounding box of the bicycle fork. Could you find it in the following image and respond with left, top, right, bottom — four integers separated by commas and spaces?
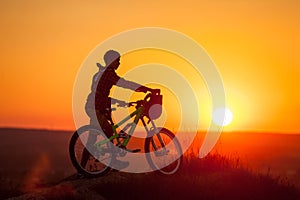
149, 121, 169, 157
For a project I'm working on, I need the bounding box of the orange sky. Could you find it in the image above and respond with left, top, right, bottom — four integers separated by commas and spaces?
0, 0, 299, 132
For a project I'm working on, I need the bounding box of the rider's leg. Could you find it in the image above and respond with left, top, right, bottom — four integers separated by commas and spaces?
80, 109, 98, 168
97, 112, 129, 170
97, 112, 114, 138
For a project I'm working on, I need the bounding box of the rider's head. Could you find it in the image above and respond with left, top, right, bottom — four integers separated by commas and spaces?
104, 50, 120, 70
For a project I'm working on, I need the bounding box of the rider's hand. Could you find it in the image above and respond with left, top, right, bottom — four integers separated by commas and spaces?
150, 89, 160, 94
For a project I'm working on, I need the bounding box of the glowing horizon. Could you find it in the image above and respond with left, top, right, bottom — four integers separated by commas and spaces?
0, 1, 299, 133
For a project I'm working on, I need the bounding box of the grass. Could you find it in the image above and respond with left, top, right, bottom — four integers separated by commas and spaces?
0, 128, 299, 199
1, 152, 299, 200
87, 152, 300, 200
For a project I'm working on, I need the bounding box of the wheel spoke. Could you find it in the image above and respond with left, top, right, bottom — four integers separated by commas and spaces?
145, 128, 182, 175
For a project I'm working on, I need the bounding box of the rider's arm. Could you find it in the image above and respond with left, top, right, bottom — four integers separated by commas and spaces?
116, 78, 153, 93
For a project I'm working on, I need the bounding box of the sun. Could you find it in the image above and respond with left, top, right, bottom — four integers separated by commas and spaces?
212, 107, 233, 126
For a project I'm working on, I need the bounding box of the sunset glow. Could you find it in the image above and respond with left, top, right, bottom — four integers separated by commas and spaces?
212, 107, 233, 127
0, 1, 299, 133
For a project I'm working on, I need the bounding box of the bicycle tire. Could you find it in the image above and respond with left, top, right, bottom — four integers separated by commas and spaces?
145, 127, 183, 175
69, 125, 112, 177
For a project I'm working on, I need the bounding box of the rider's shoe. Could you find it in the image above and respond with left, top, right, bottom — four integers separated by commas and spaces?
126, 148, 141, 153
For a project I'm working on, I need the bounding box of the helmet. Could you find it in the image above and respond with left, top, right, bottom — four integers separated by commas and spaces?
104, 50, 120, 66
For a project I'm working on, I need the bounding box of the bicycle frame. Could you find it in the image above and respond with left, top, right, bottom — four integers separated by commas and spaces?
94, 106, 155, 150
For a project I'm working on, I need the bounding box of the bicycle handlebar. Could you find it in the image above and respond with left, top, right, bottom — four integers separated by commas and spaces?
113, 89, 161, 109
132, 89, 160, 105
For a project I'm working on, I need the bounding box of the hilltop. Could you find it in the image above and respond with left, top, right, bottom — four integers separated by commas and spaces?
0, 128, 299, 199
7, 153, 300, 200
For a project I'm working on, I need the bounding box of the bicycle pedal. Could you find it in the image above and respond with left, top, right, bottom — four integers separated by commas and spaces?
126, 148, 141, 153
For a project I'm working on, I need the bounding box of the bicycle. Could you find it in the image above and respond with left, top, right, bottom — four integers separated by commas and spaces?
69, 90, 183, 177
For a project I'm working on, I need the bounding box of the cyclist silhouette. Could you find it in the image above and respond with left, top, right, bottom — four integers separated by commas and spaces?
83, 50, 154, 169
85, 50, 154, 137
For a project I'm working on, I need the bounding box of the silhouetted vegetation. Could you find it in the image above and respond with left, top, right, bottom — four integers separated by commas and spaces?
5, 153, 299, 200
87, 153, 300, 200
1, 128, 299, 199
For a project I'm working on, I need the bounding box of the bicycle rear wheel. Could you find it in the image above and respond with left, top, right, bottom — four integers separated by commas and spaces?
69, 125, 112, 177
145, 127, 182, 175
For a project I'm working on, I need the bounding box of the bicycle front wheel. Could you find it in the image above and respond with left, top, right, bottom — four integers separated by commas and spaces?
145, 128, 183, 175
69, 125, 113, 177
